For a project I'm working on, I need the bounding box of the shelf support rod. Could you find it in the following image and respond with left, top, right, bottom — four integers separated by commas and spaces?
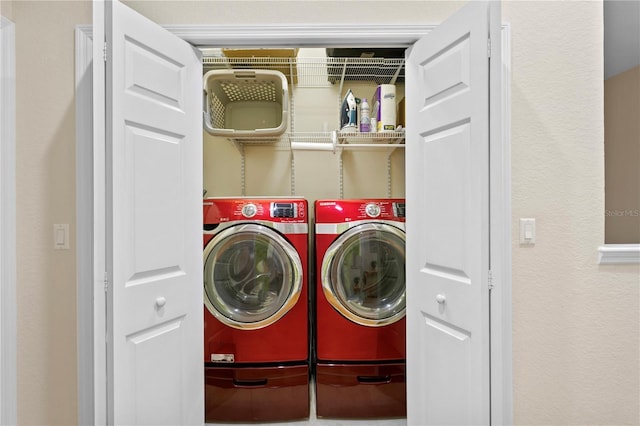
331, 131, 344, 199
339, 151, 344, 200
290, 149, 296, 196
240, 144, 246, 196
289, 82, 296, 196
387, 153, 392, 198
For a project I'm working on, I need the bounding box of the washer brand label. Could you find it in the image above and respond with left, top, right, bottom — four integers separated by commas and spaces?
211, 353, 235, 363
318, 202, 336, 206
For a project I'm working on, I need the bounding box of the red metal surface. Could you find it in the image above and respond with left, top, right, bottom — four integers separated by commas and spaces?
204, 299, 308, 363
314, 199, 406, 362
315, 362, 406, 419
203, 198, 309, 363
205, 364, 310, 422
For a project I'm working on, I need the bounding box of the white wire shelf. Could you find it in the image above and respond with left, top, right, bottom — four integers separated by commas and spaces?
202, 56, 405, 88
212, 131, 405, 151
288, 131, 405, 151
226, 136, 290, 148
335, 131, 405, 147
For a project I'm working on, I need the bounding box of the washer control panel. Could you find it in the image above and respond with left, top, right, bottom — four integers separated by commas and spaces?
205, 198, 307, 224
270, 202, 298, 218
241, 203, 258, 218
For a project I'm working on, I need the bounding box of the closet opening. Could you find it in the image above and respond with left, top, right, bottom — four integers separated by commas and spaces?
200, 46, 409, 423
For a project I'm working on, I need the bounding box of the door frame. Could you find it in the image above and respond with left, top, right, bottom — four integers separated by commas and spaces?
76, 22, 511, 425
0, 15, 17, 426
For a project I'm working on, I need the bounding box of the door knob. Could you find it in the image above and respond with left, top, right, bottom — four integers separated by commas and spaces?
436, 294, 446, 304
155, 297, 167, 308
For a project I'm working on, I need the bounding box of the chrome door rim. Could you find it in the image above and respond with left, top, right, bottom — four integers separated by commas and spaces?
204, 223, 303, 330
321, 222, 406, 327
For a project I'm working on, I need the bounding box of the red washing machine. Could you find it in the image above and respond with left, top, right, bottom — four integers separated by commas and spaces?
314, 199, 406, 419
203, 197, 309, 423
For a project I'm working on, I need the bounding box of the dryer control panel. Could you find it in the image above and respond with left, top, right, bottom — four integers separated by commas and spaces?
366, 202, 404, 218
315, 199, 406, 223
393, 202, 405, 218
365, 203, 381, 218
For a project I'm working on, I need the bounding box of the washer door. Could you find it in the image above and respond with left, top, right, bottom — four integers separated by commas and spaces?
204, 224, 303, 330
321, 222, 406, 326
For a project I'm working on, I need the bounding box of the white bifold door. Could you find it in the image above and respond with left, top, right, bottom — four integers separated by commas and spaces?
93, 0, 203, 424
405, 1, 500, 425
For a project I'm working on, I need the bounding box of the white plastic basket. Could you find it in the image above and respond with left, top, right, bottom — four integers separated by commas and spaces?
203, 69, 289, 138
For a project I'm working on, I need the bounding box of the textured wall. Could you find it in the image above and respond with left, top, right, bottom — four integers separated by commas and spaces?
10, 1, 639, 425
505, 2, 639, 424
0, 1, 13, 20
13, 2, 89, 425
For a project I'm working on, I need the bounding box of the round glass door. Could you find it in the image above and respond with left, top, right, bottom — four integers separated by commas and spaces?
204, 223, 303, 330
321, 222, 406, 327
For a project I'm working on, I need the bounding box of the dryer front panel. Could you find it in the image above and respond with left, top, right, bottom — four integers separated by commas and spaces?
321, 222, 406, 327
204, 223, 303, 330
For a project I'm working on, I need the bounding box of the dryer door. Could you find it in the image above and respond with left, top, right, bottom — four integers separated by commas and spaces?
204, 224, 303, 330
321, 222, 405, 326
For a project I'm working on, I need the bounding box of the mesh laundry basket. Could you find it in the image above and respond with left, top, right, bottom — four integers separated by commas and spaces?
203, 69, 289, 138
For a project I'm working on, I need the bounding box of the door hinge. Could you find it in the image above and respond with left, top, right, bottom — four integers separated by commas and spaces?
103, 271, 108, 293
488, 269, 494, 290
103, 41, 108, 62
487, 38, 492, 58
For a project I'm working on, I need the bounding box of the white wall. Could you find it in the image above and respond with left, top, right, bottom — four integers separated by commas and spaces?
10, 1, 639, 424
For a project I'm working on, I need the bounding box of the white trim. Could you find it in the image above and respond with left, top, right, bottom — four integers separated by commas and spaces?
0, 15, 17, 426
75, 25, 101, 426
598, 244, 640, 264
76, 23, 108, 426
164, 24, 432, 47
76, 23, 512, 425
491, 22, 513, 426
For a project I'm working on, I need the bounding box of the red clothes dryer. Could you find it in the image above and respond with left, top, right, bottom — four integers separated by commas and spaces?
314, 199, 406, 419
203, 197, 309, 423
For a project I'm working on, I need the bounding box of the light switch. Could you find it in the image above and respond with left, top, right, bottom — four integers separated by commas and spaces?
54, 224, 69, 250
519, 218, 536, 244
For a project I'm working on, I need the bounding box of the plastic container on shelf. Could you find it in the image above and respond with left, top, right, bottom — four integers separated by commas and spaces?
372, 84, 396, 132
203, 69, 289, 138
359, 98, 370, 133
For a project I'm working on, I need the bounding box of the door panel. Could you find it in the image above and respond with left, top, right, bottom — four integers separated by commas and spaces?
97, 0, 203, 424
126, 318, 187, 424
405, 1, 497, 424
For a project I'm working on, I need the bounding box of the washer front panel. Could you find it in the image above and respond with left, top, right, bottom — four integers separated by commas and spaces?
204, 223, 303, 330
321, 222, 406, 326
